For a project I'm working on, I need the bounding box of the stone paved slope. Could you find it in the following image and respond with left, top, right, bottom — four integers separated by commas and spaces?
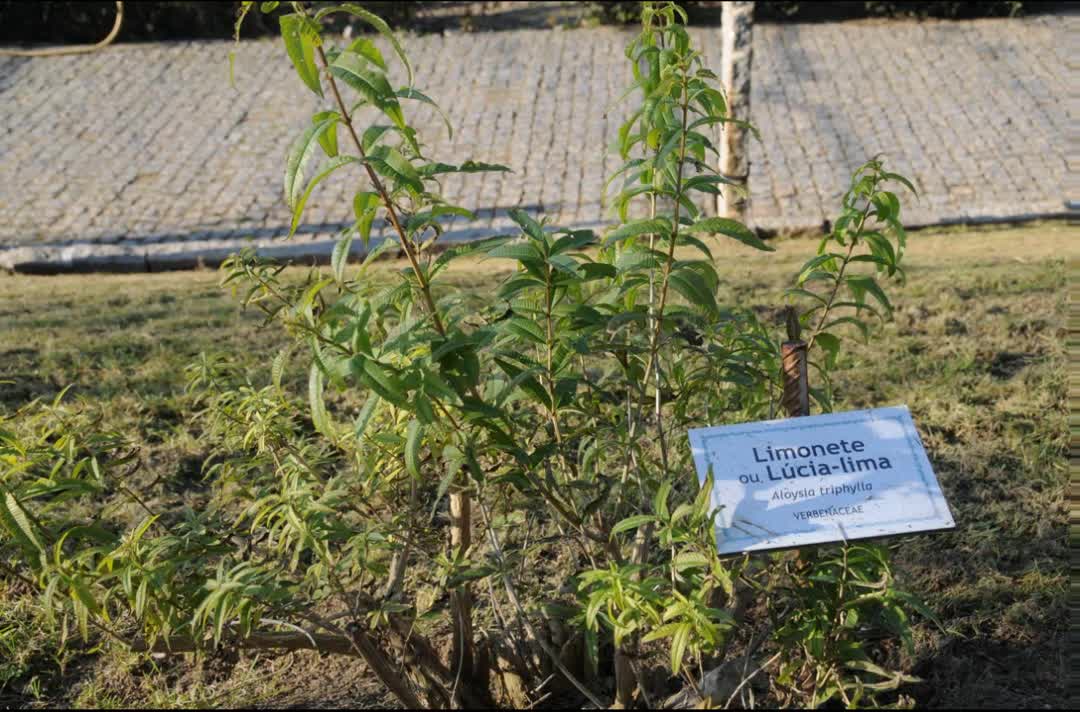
0, 16, 1070, 271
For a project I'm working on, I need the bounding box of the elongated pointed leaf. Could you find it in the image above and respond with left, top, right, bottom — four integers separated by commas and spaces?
508, 209, 545, 241
311, 111, 340, 157
353, 357, 408, 407
458, 160, 511, 173
487, 241, 543, 262
605, 217, 672, 245
405, 419, 423, 478
280, 14, 323, 97
284, 116, 338, 209
846, 274, 893, 315
669, 268, 718, 316
610, 514, 656, 537
332, 232, 354, 282
329, 52, 404, 129
309, 362, 333, 437
315, 3, 413, 87
367, 146, 422, 193
361, 125, 392, 153
353, 191, 380, 246
686, 217, 774, 251
406, 205, 475, 235
431, 234, 513, 276
354, 394, 381, 440
396, 88, 453, 139
289, 155, 361, 237
271, 345, 292, 389
418, 160, 511, 177
2, 492, 42, 554
347, 36, 386, 70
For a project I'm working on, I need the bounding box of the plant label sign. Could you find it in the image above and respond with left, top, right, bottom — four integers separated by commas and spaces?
688, 406, 954, 554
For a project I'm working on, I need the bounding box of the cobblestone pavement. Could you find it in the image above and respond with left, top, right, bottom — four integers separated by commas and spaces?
0, 15, 1070, 270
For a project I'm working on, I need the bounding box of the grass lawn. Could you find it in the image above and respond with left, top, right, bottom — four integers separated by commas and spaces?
0, 222, 1070, 708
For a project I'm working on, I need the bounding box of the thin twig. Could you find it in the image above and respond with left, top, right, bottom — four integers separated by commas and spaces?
724, 652, 781, 709
474, 490, 607, 709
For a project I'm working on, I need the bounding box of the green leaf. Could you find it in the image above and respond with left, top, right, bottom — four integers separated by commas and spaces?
612, 185, 655, 222
677, 233, 714, 260
284, 116, 338, 209
396, 88, 453, 139
822, 315, 871, 341
311, 110, 339, 157
431, 234, 513, 276
487, 241, 543, 263
329, 52, 404, 129
815, 332, 840, 368
672, 551, 710, 572
406, 205, 475, 235
605, 218, 671, 245
550, 230, 597, 255
457, 160, 512, 173
332, 231, 354, 282
653, 481, 672, 521
882, 171, 918, 197
508, 209, 545, 241
503, 317, 546, 345
611, 514, 656, 538
668, 268, 718, 316
70, 578, 101, 615
683, 173, 740, 194
641, 621, 682, 644
367, 146, 423, 193
2, 492, 43, 554
685, 217, 773, 251
670, 623, 690, 675
361, 125, 392, 153
353, 358, 408, 407
797, 253, 840, 285
846, 274, 893, 315
279, 14, 323, 97
872, 191, 901, 221
271, 345, 292, 389
430, 455, 460, 519
578, 262, 617, 281
289, 155, 360, 237
416, 161, 511, 177
309, 362, 333, 437
405, 420, 423, 478
315, 3, 413, 87
354, 394, 381, 440
615, 248, 664, 273
693, 474, 714, 520
347, 36, 386, 70
687, 114, 760, 141
354, 191, 380, 245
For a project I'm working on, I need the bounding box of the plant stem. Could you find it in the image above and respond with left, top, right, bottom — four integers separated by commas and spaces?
311, 38, 477, 692
313, 44, 446, 337
474, 490, 607, 709
806, 201, 872, 354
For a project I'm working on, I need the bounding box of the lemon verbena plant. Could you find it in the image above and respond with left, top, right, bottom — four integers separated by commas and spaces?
0, 2, 936, 708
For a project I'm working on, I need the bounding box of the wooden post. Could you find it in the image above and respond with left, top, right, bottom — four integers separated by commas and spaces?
718, 1, 755, 222
780, 341, 809, 417
449, 490, 475, 694
781, 306, 809, 417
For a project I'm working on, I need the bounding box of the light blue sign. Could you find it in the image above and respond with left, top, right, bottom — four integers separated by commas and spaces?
688, 406, 955, 554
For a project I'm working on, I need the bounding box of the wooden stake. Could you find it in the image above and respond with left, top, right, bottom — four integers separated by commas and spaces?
780, 340, 809, 418
450, 489, 475, 693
